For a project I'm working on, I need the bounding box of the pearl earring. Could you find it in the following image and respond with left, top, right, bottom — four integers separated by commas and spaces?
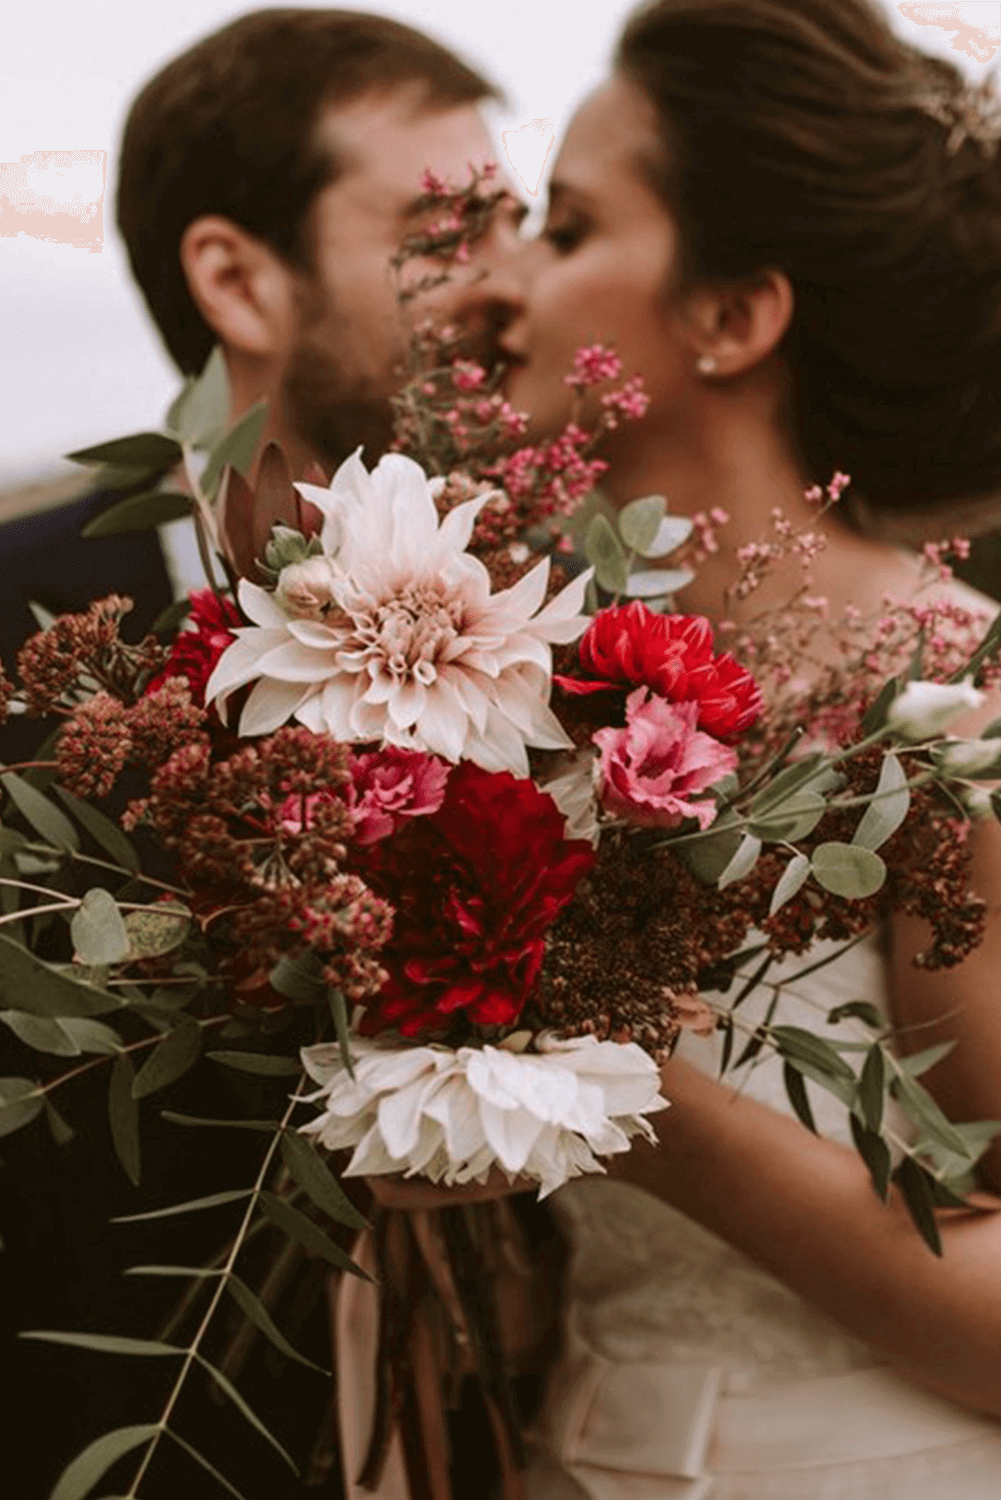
696, 354, 719, 375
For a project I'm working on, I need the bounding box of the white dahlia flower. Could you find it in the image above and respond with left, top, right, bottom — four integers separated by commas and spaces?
298, 1033, 668, 1199
206, 451, 592, 776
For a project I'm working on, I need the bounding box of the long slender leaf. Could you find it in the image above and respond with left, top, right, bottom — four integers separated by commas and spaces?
224, 1274, 330, 1374
858, 1045, 885, 1134
258, 1192, 371, 1278
108, 1053, 141, 1187
898, 1042, 955, 1078
194, 1354, 299, 1474
733, 991, 780, 1069
782, 1062, 817, 1134
0, 933, 121, 1018
124, 1264, 220, 1279
280, 1131, 369, 1231
20, 1331, 181, 1356
131, 1018, 202, 1099
165, 1429, 250, 1500
895, 1157, 943, 1256
328, 988, 355, 1080
771, 1025, 857, 1081
111, 1188, 252, 1224
46, 1099, 75, 1146
160, 1111, 280, 1132
47, 1424, 157, 1500
54, 787, 140, 872
201, 401, 269, 497
891, 1071, 971, 1158
2, 772, 79, 851
82, 491, 192, 538
849, 1114, 892, 1202
0, 1077, 44, 1138
207, 1051, 302, 1077
66, 433, 182, 470
0, 1009, 80, 1055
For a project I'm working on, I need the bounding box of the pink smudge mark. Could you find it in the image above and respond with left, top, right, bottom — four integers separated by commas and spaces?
501, 117, 556, 197
897, 2, 1001, 63
0, 150, 107, 251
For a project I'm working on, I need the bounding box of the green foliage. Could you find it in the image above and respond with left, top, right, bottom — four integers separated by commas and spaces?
617, 495, 666, 553
167, 346, 230, 448
108, 1054, 141, 1187
54, 789, 140, 872
195, 1354, 299, 1474
810, 842, 886, 899
0, 934, 121, 1018
201, 401, 269, 499
81, 491, 192, 538
328, 988, 356, 1080
71, 890, 130, 966
45, 1424, 158, 1500
0, 1077, 44, 1139
748, 791, 827, 843
207, 1051, 303, 1077
769, 854, 811, 916
258, 1192, 371, 1277
717, 832, 761, 889
584, 513, 628, 594
851, 754, 909, 851
123, 904, 191, 961
826, 1000, 883, 1030
131, 1018, 203, 1099
223, 1275, 330, 1374
2, 772, 79, 851
111, 1189, 253, 1225
66, 434, 182, 472
782, 1062, 817, 1134
279, 1130, 369, 1231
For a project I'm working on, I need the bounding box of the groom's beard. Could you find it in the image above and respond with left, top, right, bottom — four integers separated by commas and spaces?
281, 285, 400, 472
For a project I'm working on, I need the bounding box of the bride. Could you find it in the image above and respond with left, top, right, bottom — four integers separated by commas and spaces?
348, 1, 1001, 1496
486, 0, 1001, 1496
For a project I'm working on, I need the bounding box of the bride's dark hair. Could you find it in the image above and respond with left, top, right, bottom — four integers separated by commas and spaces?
617, 0, 1001, 519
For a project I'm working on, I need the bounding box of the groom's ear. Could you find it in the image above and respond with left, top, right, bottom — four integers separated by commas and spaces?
179, 216, 297, 360
685, 269, 794, 378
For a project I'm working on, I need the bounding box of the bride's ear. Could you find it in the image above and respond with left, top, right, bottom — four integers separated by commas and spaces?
179, 216, 297, 360
685, 269, 794, 379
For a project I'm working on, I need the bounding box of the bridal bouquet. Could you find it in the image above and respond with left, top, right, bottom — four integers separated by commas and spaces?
6, 165, 1001, 1500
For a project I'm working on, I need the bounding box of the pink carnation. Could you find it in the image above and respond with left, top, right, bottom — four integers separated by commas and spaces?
348, 748, 451, 845
593, 689, 736, 830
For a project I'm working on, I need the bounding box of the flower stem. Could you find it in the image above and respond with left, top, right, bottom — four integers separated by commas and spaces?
22, 842, 189, 896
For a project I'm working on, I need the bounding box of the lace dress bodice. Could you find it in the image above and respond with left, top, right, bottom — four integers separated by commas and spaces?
549, 933, 902, 1394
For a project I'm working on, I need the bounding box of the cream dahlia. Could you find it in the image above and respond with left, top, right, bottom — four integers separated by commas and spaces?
206, 451, 592, 776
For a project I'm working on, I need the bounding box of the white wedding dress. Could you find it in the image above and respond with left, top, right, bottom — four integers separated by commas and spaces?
526, 933, 1001, 1499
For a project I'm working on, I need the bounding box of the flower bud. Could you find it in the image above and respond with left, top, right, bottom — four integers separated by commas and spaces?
886, 679, 984, 741
933, 737, 1001, 779
275, 555, 338, 621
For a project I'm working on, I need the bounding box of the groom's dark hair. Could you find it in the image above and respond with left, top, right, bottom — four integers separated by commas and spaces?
117, 9, 499, 375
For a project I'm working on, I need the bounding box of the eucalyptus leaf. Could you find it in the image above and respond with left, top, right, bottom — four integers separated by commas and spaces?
163, 1429, 250, 1500
771, 1025, 857, 1082
66, 433, 182, 470
857, 1044, 885, 1134
201, 401, 269, 498
71, 889, 130, 966
195, 1353, 300, 1473
45, 1100, 75, 1146
769, 854, 811, 916
748, 791, 827, 843
617, 494, 666, 553
810, 842, 886, 899
268, 952, 326, 1003
108, 1054, 141, 1187
782, 1062, 817, 1134
852, 753, 909, 852
897, 1042, 955, 1078
258, 1192, 371, 1278
123, 904, 191, 961
207, 1050, 303, 1077
0, 1009, 80, 1055
644, 515, 695, 557
160, 1111, 280, 1132
750, 753, 829, 815
827, 1000, 883, 1030
54, 788, 140, 872
112, 1188, 252, 1224
717, 833, 761, 890
860, 676, 901, 734
328, 987, 356, 1080
624, 567, 695, 598
895, 1157, 942, 1256
124, 1264, 220, 1278
60, 1016, 122, 1055
678, 808, 743, 884
849, 1114, 892, 1202
225, 1274, 330, 1374
891, 1070, 971, 1158
0, 1077, 44, 1139
584, 514, 628, 594
280, 1130, 369, 1231
131, 1018, 203, 1099
168, 346, 230, 446
81, 491, 192, 538
46, 1424, 157, 1500
20, 1330, 181, 1356
1, 772, 79, 851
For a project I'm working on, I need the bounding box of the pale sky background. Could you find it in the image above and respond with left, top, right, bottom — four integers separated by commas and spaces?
0, 0, 994, 493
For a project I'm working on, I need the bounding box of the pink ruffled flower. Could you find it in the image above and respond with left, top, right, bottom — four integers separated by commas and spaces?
593, 690, 736, 830
348, 748, 451, 845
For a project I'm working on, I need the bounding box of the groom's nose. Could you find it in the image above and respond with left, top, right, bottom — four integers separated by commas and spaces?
450, 200, 530, 345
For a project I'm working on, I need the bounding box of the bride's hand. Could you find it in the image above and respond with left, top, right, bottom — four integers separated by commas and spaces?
365, 1167, 537, 1211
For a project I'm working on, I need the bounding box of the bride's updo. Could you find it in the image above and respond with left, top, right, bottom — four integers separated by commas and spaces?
617, 0, 1001, 520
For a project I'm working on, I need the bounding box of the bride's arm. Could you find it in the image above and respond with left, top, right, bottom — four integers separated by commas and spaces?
606, 1055, 1001, 1418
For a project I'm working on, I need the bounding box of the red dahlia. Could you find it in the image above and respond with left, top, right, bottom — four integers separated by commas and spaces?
555, 600, 762, 741
357, 762, 595, 1038
147, 589, 241, 707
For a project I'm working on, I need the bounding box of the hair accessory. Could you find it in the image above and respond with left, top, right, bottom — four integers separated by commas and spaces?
696, 354, 719, 375
916, 77, 1001, 159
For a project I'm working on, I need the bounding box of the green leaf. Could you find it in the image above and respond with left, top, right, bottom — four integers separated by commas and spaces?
810, 842, 886, 899
748, 791, 827, 843
60, 1016, 122, 1055
861, 677, 901, 735
952, 609, 1001, 685
81, 491, 192, 538
769, 854, 811, 916
46, 1424, 158, 1500
124, 1264, 219, 1279
617, 494, 666, 553
225, 1274, 330, 1374
849, 1114, 892, 1202
638, 514, 695, 559
898, 1042, 955, 1078
20, 1331, 181, 1357
46, 1099, 75, 1146
163, 1429, 250, 1500
827, 1000, 883, 1030
858, 1045, 885, 1133
201, 401, 269, 498
71, 889, 130, 966
782, 1061, 817, 1133
749, 753, 828, 815
0, 828, 28, 857
280, 1130, 369, 1231
891, 1070, 971, 1158
122, 904, 191, 961
328, 988, 355, 1081
0, 1010, 80, 1055
624, 567, 695, 598
111, 1189, 252, 1224
268, 952, 326, 1004
0, 1077, 44, 1138
1, 772, 79, 851
258, 1192, 371, 1278
168, 346, 230, 446
66, 433, 182, 470
131, 1018, 203, 1099
195, 1354, 299, 1473
771, 1025, 857, 1082
584, 514, 628, 594
852, 753, 909, 852
53, 788, 140, 872
207, 1051, 302, 1077
717, 1015, 735, 1077
108, 1054, 141, 1187
679, 808, 743, 884
160, 1111, 280, 1132
895, 1157, 943, 1255
717, 833, 761, 890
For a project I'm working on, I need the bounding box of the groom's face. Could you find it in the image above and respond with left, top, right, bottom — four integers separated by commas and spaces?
281, 84, 525, 469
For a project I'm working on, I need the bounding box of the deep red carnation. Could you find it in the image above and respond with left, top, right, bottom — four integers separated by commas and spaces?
357, 762, 595, 1038
555, 600, 762, 741
147, 589, 241, 707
